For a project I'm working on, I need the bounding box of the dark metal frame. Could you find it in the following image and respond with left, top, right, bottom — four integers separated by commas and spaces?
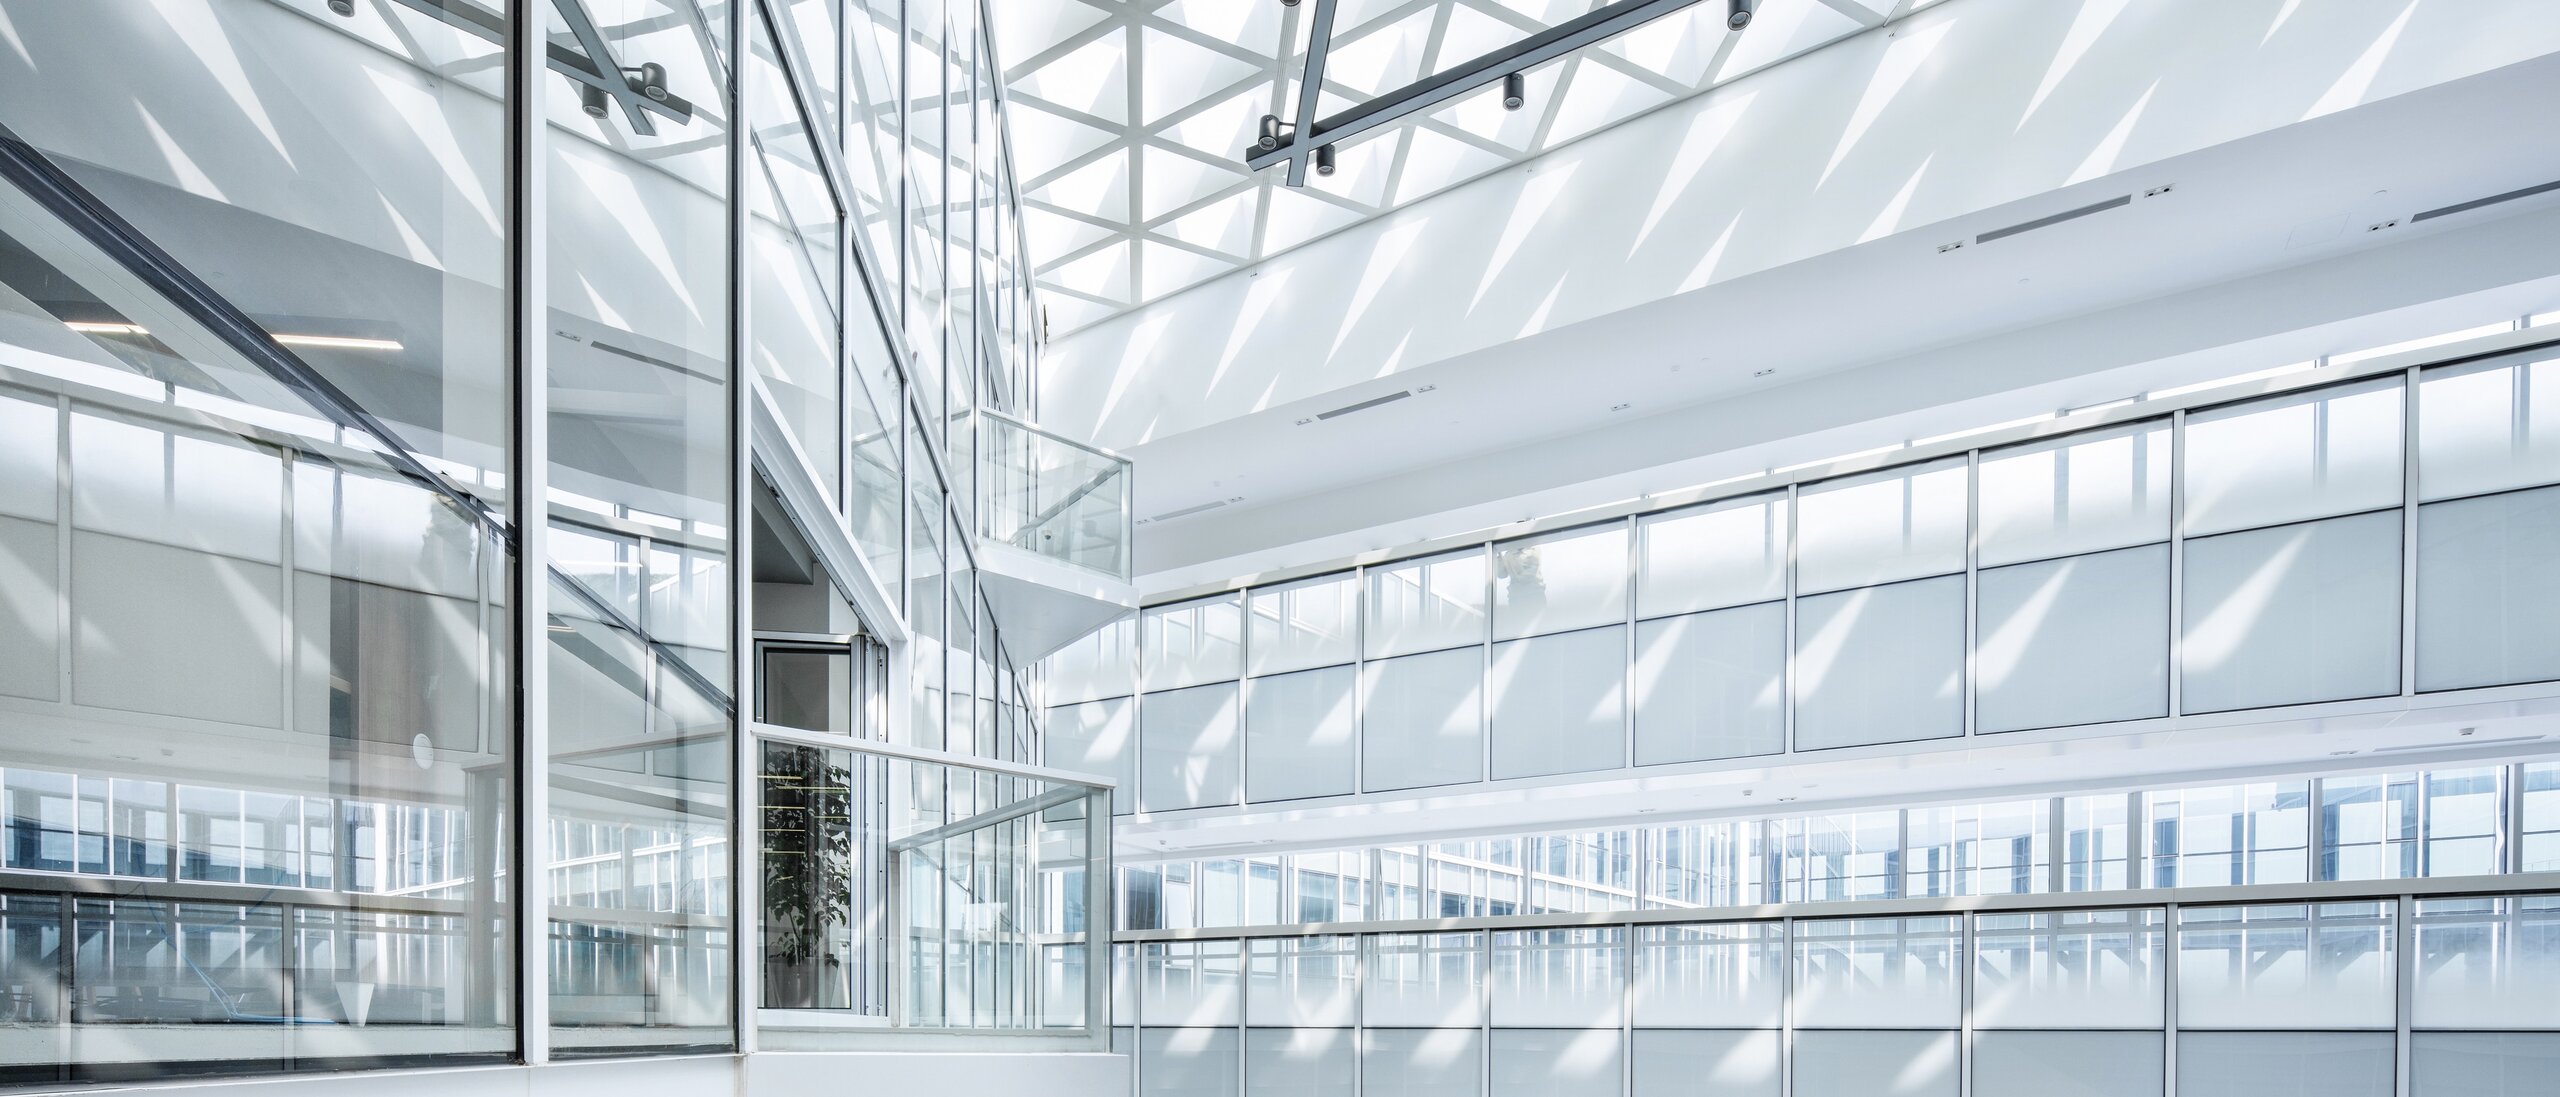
383, 0, 699, 133
1245, 0, 1712, 181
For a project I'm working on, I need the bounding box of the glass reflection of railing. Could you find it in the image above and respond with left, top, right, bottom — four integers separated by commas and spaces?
972, 410, 1133, 583
752, 725, 1109, 1048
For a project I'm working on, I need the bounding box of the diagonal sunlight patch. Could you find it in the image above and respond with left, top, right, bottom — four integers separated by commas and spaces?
1517, 275, 1568, 340
2263, 0, 2305, 45
135, 104, 226, 203
1095, 310, 1176, 443
2067, 79, 2157, 184
1817, 16, 1951, 189
1632, 91, 1756, 255
147, 0, 295, 170
1976, 560, 2073, 689
1221, 266, 1293, 407
1466, 161, 1579, 316
1676, 213, 1741, 293
564, 153, 702, 326
2017, 0, 2135, 131
1859, 153, 1932, 243
2305, 0, 2419, 120
0, 4, 33, 71
1331, 219, 1426, 364
2185, 528, 2310, 669
376, 193, 443, 270
364, 68, 502, 239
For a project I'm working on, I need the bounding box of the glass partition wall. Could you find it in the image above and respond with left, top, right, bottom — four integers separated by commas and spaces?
1048, 333, 2560, 816
0, 0, 1076, 1084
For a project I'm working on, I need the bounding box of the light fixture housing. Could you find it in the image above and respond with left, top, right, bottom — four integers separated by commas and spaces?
1727, 0, 1755, 30
581, 82, 610, 119
1501, 72, 1525, 111
1257, 114, 1285, 151
625, 62, 669, 102
328, 0, 354, 14
1315, 144, 1336, 176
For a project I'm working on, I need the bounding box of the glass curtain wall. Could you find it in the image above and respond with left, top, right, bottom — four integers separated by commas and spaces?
0, 0, 1054, 1082
1048, 339, 2560, 814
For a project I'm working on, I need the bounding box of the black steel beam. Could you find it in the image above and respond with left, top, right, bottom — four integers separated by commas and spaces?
381, 0, 698, 127
1282, 0, 1340, 187
1246, 0, 1712, 175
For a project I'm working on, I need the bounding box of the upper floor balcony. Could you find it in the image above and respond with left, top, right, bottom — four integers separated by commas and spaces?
965, 409, 1139, 660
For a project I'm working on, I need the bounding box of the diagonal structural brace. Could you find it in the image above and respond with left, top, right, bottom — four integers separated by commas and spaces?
383, 0, 698, 133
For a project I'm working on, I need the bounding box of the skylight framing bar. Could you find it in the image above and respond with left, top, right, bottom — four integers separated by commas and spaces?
381, 0, 700, 125
1245, 0, 1713, 174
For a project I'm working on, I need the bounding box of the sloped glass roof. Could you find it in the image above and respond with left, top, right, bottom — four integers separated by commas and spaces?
998, 0, 1906, 334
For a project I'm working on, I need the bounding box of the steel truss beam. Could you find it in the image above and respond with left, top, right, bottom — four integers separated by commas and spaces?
382, 0, 699, 132
1246, 0, 1712, 178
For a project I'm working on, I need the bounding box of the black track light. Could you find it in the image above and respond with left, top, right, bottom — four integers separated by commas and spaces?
580, 82, 610, 119
624, 62, 669, 102
1501, 72, 1525, 111
1315, 144, 1336, 176
1727, 0, 1755, 31
1283, 0, 1300, 6
327, 0, 354, 14
1258, 114, 1286, 152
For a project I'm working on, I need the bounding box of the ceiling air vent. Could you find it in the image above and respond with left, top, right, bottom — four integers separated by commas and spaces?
1141, 499, 1231, 524
2411, 179, 2560, 224
1974, 194, 2132, 245
1314, 389, 1413, 421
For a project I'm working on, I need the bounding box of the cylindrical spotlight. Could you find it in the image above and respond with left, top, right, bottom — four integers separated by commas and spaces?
1727, 0, 1756, 30
1315, 144, 1336, 176
628, 62, 670, 102
581, 83, 611, 119
1502, 72, 1525, 111
328, 0, 354, 14
1258, 114, 1285, 151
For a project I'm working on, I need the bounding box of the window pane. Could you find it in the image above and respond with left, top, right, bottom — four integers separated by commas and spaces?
1143, 941, 1242, 1026
2176, 1032, 2392, 1097
1493, 524, 1629, 640
2416, 486, 2560, 690
1633, 604, 1786, 766
1637, 493, 1787, 618
2410, 897, 2560, 1030
1972, 1032, 2162, 1097
1247, 1027, 1353, 1096
1792, 917, 1961, 1029
1140, 683, 1242, 812
1492, 929, 1625, 1028
1488, 626, 1627, 780
2184, 379, 2404, 535
2412, 1032, 2560, 1097
1142, 1027, 1241, 1097
1367, 549, 1488, 658
1791, 1030, 1958, 1097
1490, 1029, 1621, 1097
1797, 460, 1967, 594
2181, 510, 2402, 712
1793, 576, 1965, 750
1049, 613, 1137, 704
2418, 354, 2560, 501
1247, 937, 1359, 1027
2146, 783, 2309, 888
1361, 648, 1485, 792
1633, 923, 1784, 1028
1248, 572, 1358, 676
1972, 910, 2163, 1029
1631, 1030, 1779, 1097
1978, 421, 2172, 566
1145, 596, 1244, 692
1051, 697, 1137, 815
2177, 903, 2395, 1029
1364, 1027, 1484, 1097
1976, 544, 2169, 732
1245, 666, 1358, 802
1366, 933, 1485, 1028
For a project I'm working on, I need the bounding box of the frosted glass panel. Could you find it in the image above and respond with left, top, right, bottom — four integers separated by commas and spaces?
1248, 938, 1360, 1027
2412, 1032, 2560, 1097
1140, 682, 1241, 812
1048, 613, 1136, 704
1050, 697, 1136, 814
1978, 422, 2172, 566
0, 391, 55, 520
1363, 1028, 1483, 1097
1797, 460, 1968, 593
1973, 910, 2164, 1029
1491, 1029, 1622, 1097
2175, 1032, 2392, 1097
2184, 379, 2403, 535
1494, 524, 1630, 640
1361, 648, 1484, 792
1631, 1029, 1780, 1097
73, 533, 284, 727
1976, 545, 2169, 732
2417, 487, 2560, 690
1249, 572, 1358, 676
1971, 1031, 2163, 1097
1142, 1027, 1241, 1097
0, 516, 58, 702
1245, 666, 1357, 802
1366, 934, 1484, 1028
1492, 929, 1624, 1028
1143, 941, 1243, 1026
2418, 354, 2560, 500
1246, 1028, 1354, 1097
1488, 626, 1627, 780
1792, 917, 1962, 1029
2177, 903, 2395, 1030
2410, 897, 2560, 1030
1633, 604, 1785, 765
1634, 923, 1785, 1028
1791, 1030, 1958, 1097
1145, 596, 1243, 691
71, 411, 281, 562
1637, 493, 1787, 618
2181, 510, 2400, 712
1793, 576, 1965, 750
1368, 549, 1488, 658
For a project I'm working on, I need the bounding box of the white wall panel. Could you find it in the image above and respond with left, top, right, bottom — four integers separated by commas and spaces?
1792, 577, 1964, 750
1245, 1028, 1354, 1097
2411, 1032, 2560, 1097
1976, 545, 2169, 733
1363, 1027, 1484, 1097
1630, 1029, 1780, 1097
1488, 626, 1627, 780
1140, 682, 1242, 812
0, 390, 54, 521
1360, 648, 1484, 792
1790, 1030, 1957, 1097
2417, 487, 2560, 691
2183, 380, 2403, 535
2181, 511, 2401, 713
1141, 1027, 1241, 1097
2174, 1031, 2392, 1097
1971, 1031, 2163, 1097
1490, 1029, 1622, 1097
1051, 697, 1138, 814
0, 515, 59, 702
72, 532, 283, 727
1637, 494, 1787, 619
1633, 603, 1785, 765
1245, 666, 1357, 802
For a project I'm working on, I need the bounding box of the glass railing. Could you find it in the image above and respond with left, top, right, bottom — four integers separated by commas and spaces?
751, 725, 1109, 1048
973, 410, 1134, 583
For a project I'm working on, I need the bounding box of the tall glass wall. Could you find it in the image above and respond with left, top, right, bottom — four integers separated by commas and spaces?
1118, 885, 2560, 1097
0, 0, 1058, 1082
1048, 339, 2560, 815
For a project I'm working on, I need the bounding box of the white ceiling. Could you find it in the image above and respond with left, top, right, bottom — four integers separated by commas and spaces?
997, 0, 1909, 335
